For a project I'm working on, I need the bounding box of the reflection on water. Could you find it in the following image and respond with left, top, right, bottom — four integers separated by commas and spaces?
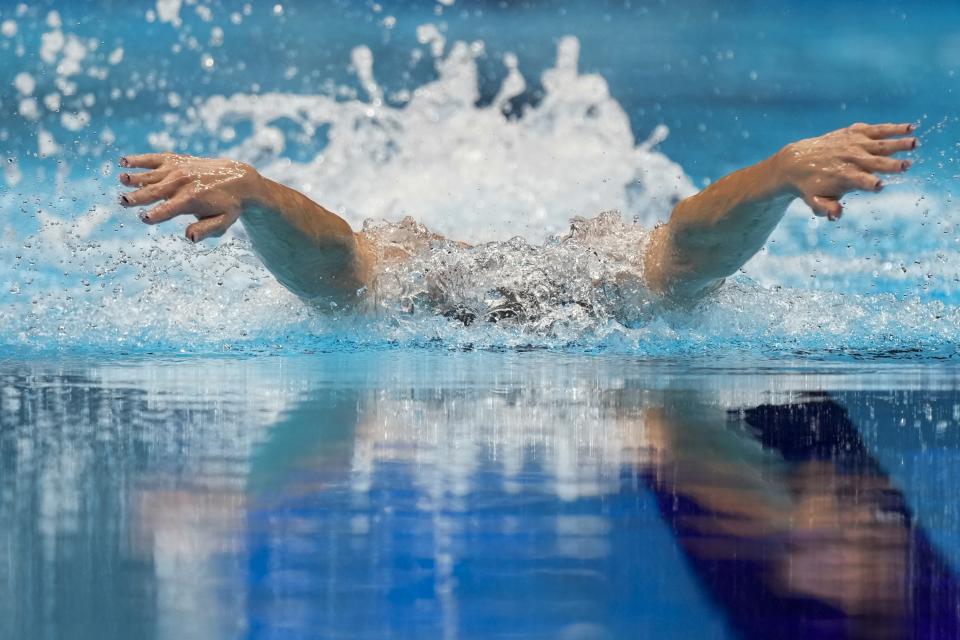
2, 355, 960, 639
647, 395, 960, 639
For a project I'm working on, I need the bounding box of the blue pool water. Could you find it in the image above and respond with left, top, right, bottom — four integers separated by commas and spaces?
5, 354, 960, 640
2, 0, 960, 638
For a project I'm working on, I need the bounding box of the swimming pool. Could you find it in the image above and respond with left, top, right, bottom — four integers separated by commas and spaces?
5, 354, 960, 639
1, 0, 959, 638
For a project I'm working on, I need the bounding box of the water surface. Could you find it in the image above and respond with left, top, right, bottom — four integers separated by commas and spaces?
3, 353, 960, 639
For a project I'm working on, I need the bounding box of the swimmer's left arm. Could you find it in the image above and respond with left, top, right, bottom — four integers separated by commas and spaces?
643, 123, 917, 300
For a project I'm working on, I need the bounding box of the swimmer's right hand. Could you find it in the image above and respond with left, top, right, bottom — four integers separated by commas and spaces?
117, 153, 266, 242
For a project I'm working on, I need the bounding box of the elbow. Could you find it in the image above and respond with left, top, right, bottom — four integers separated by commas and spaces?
643, 223, 727, 303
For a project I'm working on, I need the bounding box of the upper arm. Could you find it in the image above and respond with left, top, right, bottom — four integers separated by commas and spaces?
643, 222, 722, 301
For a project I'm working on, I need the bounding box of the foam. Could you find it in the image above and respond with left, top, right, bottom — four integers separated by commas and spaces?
13, 72, 34, 96
17, 97, 38, 120
6, 15, 120, 149
156, 0, 183, 27
182, 36, 694, 244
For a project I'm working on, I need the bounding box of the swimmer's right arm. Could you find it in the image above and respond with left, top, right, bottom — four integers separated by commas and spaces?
117, 153, 371, 301
643, 123, 917, 300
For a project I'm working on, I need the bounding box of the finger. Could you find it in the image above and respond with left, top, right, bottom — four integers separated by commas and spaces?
846, 171, 885, 193
119, 168, 169, 187
862, 137, 918, 156
141, 195, 194, 224
850, 122, 915, 139
119, 178, 184, 207
852, 155, 911, 174
119, 153, 171, 169
803, 195, 843, 221
185, 214, 231, 242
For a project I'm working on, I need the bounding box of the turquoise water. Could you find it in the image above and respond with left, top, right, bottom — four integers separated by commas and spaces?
3, 0, 960, 638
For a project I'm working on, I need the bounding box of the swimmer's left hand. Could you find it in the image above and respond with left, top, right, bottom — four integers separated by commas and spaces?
645, 121, 918, 300
774, 122, 917, 221
117, 153, 265, 242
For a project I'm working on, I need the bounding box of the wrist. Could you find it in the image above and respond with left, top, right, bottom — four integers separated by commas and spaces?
768, 146, 800, 197
241, 166, 274, 213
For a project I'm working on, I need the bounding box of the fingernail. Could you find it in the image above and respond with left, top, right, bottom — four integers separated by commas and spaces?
119, 194, 130, 205
139, 212, 150, 223
876, 180, 884, 192
911, 138, 918, 149
906, 123, 916, 133
902, 160, 912, 171
187, 232, 197, 243
119, 157, 129, 167
120, 173, 130, 184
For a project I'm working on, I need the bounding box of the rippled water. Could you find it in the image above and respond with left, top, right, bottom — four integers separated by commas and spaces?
4, 354, 960, 639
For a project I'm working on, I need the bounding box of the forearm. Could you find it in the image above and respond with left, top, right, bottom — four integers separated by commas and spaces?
642, 122, 917, 300
644, 402, 794, 524
241, 177, 371, 301
644, 153, 794, 298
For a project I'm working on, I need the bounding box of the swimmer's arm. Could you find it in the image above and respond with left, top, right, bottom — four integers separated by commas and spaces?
240, 177, 371, 301
118, 153, 370, 301
643, 123, 917, 300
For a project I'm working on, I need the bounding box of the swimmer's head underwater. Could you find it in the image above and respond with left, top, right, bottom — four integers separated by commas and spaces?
116, 121, 917, 310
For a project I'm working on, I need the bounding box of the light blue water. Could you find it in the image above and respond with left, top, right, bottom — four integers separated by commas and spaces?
2, 1, 960, 639
0, 0, 958, 358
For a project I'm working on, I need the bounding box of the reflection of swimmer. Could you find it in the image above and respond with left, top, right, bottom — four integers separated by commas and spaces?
124, 377, 960, 636
642, 394, 960, 639
116, 122, 916, 305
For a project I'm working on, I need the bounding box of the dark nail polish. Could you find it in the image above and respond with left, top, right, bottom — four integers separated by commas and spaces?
139, 212, 150, 222
902, 160, 911, 171
907, 123, 916, 133
119, 157, 129, 167
911, 139, 918, 149
120, 173, 130, 184
876, 180, 884, 192
120, 194, 130, 205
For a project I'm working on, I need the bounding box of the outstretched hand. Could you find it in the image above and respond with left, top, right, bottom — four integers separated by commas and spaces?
118, 153, 264, 242
776, 122, 917, 221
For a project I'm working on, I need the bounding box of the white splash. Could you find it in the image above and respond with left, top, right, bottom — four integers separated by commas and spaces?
186, 36, 693, 244
0, 34, 957, 359
13, 71, 34, 96
156, 0, 183, 27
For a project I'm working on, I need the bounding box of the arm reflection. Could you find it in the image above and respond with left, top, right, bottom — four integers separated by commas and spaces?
124, 377, 960, 640
641, 392, 960, 639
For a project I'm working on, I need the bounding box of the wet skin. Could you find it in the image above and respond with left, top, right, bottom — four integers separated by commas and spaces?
118, 122, 917, 303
